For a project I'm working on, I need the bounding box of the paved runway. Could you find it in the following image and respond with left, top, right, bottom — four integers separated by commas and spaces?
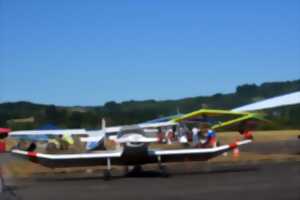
242, 139, 300, 154
1, 161, 300, 200
1, 139, 299, 200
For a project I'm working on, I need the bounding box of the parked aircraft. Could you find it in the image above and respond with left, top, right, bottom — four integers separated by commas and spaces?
5, 91, 300, 179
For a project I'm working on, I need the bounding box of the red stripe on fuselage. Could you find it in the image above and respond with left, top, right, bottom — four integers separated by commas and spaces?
27, 152, 37, 158
229, 143, 238, 149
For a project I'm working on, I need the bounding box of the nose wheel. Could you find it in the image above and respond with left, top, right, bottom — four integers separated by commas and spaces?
132, 165, 143, 174
159, 165, 169, 177
125, 165, 144, 176
103, 169, 111, 181
157, 155, 170, 178
103, 158, 112, 181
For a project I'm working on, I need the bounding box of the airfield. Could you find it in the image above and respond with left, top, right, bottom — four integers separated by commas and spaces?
1, 130, 300, 200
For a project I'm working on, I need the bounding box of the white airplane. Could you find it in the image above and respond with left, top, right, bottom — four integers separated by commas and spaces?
6, 91, 300, 179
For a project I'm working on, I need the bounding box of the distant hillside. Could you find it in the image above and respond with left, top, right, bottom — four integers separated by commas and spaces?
1, 79, 300, 130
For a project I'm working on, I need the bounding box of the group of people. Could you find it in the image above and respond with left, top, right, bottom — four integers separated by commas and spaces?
158, 123, 218, 148
15, 134, 75, 153
47, 134, 74, 151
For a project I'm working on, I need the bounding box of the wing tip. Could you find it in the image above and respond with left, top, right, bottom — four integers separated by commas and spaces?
229, 142, 238, 149
11, 149, 38, 158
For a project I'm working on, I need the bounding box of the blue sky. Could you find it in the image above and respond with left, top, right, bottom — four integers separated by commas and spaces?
1, 0, 300, 106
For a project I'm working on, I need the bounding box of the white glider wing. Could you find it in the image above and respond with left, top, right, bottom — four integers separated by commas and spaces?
233, 91, 300, 112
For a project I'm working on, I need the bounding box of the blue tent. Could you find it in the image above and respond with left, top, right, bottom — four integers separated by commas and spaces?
37, 123, 60, 130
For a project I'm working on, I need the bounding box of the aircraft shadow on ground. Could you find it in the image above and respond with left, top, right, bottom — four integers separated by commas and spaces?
31, 165, 260, 182
0, 186, 21, 200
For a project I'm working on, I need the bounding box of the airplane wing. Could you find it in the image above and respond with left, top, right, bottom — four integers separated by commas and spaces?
172, 109, 250, 123
142, 114, 183, 124
171, 109, 262, 129
211, 113, 266, 129
150, 140, 252, 162
9, 129, 87, 136
232, 91, 300, 112
12, 140, 251, 167
8, 122, 177, 148
138, 121, 177, 129
86, 121, 177, 136
11, 149, 123, 167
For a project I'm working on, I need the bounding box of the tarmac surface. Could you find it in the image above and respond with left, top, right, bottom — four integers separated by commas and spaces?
242, 139, 300, 155
0, 161, 299, 200
0, 139, 299, 200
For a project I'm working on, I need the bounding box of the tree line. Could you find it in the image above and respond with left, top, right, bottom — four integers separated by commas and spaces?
0, 79, 299, 130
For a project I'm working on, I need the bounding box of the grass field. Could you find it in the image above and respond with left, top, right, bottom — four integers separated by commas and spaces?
218, 130, 300, 143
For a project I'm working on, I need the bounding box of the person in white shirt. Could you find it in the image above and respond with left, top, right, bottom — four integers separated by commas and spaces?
178, 125, 188, 144
192, 127, 200, 146
165, 128, 174, 144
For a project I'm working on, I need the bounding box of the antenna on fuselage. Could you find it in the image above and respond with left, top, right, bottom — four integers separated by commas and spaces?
102, 118, 107, 139
102, 118, 106, 130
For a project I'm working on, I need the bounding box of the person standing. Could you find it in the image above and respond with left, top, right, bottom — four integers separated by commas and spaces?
0, 128, 10, 153
165, 128, 174, 144
206, 129, 217, 148
202, 123, 217, 148
0, 167, 4, 193
0, 128, 10, 194
192, 127, 200, 146
178, 125, 188, 144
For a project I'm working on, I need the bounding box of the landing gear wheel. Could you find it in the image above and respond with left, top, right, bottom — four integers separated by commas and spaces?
123, 166, 129, 176
132, 165, 143, 174
160, 165, 169, 178
103, 170, 111, 181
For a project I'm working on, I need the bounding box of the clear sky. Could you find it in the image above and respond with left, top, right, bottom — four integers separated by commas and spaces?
1, 0, 300, 106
